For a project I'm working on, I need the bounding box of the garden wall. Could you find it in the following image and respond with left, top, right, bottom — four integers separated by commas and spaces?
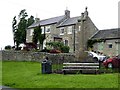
0, 50, 76, 64
0, 51, 2, 61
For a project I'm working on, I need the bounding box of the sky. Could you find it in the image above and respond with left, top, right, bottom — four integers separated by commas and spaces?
0, 0, 119, 49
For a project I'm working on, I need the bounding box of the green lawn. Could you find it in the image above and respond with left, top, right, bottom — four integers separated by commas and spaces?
2, 61, 119, 88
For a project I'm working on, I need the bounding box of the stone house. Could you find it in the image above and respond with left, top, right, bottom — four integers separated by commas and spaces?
91, 28, 120, 57
26, 7, 98, 53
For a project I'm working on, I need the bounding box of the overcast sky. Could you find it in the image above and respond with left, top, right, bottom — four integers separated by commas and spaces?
0, 0, 119, 49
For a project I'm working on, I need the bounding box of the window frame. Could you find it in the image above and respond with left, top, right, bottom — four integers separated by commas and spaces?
41, 26, 44, 34
108, 44, 112, 48
60, 27, 64, 35
30, 29, 34, 36
79, 26, 81, 31
67, 26, 73, 34
64, 40, 69, 46
46, 25, 51, 33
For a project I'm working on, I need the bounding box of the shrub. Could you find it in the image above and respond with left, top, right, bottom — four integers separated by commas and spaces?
40, 48, 50, 52
46, 41, 70, 53
15, 47, 22, 50
61, 46, 70, 53
5, 45, 12, 50
49, 49, 61, 53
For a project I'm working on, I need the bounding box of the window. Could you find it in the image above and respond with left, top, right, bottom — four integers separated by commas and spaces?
41, 27, 44, 34
79, 26, 81, 31
68, 26, 72, 34
64, 40, 68, 46
46, 26, 51, 33
108, 44, 112, 48
60, 27, 64, 35
30, 29, 34, 36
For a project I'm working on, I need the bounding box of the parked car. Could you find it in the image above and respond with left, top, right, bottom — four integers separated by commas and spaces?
87, 51, 106, 62
103, 55, 120, 68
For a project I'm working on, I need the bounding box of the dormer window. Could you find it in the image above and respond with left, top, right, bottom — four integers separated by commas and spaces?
60, 27, 64, 35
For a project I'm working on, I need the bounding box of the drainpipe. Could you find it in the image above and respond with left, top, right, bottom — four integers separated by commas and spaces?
73, 25, 76, 52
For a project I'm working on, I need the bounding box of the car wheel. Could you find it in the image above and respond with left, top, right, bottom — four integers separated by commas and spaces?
107, 63, 113, 68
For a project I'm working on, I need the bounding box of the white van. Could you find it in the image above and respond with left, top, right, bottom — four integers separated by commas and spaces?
87, 51, 106, 62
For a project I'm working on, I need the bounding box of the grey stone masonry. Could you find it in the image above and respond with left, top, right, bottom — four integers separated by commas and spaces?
1, 50, 76, 64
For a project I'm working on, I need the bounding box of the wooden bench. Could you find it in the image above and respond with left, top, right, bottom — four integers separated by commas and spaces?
62, 62, 100, 74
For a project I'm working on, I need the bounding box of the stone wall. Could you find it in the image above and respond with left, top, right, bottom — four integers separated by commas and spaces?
0, 51, 2, 61
93, 39, 120, 57
0, 50, 76, 64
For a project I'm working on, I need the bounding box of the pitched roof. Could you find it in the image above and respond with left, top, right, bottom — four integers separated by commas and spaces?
91, 28, 120, 40
57, 16, 80, 27
28, 15, 65, 28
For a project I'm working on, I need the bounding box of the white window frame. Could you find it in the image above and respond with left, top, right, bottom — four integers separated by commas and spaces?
41, 26, 44, 34
79, 26, 81, 31
67, 26, 72, 34
60, 27, 64, 35
30, 29, 34, 36
46, 25, 51, 33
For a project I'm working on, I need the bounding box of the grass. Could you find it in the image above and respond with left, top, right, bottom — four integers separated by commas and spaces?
2, 61, 119, 88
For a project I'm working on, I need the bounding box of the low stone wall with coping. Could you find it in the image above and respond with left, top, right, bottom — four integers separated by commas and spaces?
0, 50, 76, 64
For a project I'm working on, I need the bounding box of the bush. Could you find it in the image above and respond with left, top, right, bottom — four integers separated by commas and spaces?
40, 48, 50, 52
61, 46, 70, 53
46, 41, 70, 53
15, 47, 22, 50
49, 49, 61, 53
5, 45, 12, 50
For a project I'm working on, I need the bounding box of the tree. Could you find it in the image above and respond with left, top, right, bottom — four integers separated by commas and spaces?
12, 9, 35, 50
27, 15, 35, 27
19, 9, 28, 19
18, 9, 28, 44
32, 25, 45, 50
12, 16, 17, 45
5, 45, 12, 50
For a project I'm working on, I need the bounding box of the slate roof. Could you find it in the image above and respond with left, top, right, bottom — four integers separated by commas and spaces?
91, 28, 120, 40
28, 15, 65, 28
57, 16, 81, 27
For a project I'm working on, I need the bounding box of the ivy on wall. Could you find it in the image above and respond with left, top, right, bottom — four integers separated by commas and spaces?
87, 39, 105, 50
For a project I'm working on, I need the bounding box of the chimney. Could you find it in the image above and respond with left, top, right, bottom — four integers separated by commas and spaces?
81, 13, 84, 19
35, 18, 40, 23
84, 7, 88, 19
78, 13, 84, 22
35, 13, 40, 23
65, 9, 70, 18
